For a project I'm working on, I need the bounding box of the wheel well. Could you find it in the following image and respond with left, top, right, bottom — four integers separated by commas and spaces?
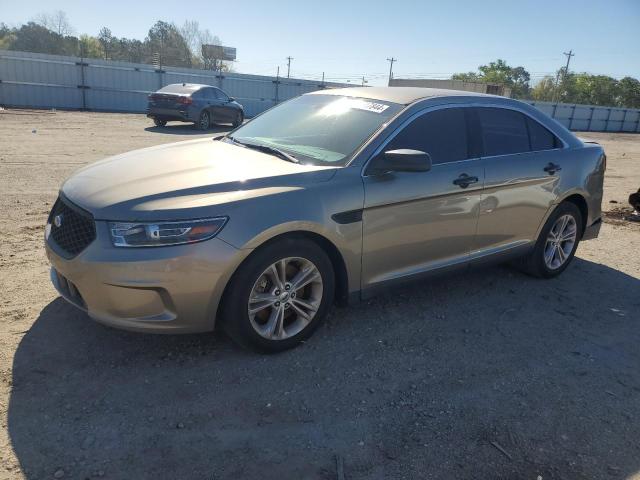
562, 194, 588, 235
216, 231, 350, 328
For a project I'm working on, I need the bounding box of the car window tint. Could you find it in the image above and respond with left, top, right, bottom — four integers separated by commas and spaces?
477, 107, 530, 156
386, 108, 468, 164
216, 89, 229, 101
527, 117, 560, 150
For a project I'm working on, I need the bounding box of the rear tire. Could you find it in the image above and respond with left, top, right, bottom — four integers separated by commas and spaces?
197, 111, 211, 130
153, 118, 167, 127
518, 202, 583, 278
221, 238, 335, 353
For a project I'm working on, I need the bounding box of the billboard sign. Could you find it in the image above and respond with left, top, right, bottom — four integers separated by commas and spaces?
202, 45, 236, 61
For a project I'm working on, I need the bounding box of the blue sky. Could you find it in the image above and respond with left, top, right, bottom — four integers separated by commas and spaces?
1, 0, 639, 85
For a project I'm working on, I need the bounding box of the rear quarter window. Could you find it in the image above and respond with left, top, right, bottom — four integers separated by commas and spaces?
527, 117, 561, 150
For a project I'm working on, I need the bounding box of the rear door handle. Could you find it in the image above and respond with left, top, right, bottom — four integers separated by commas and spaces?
453, 173, 479, 189
544, 162, 562, 175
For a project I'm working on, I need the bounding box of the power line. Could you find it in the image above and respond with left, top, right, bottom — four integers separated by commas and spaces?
386, 57, 397, 85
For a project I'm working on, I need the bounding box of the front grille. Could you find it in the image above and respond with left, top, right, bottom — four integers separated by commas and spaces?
48, 197, 96, 257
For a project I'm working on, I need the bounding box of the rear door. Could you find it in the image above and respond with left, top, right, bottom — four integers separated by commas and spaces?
361, 107, 484, 289
213, 88, 234, 122
472, 107, 565, 255
199, 88, 219, 119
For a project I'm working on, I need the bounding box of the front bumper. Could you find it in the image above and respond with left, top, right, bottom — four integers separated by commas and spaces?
45, 221, 250, 333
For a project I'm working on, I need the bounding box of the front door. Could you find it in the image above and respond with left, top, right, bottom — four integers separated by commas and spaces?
361, 107, 483, 290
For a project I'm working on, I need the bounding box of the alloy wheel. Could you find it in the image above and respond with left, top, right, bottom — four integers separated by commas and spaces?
199, 112, 210, 130
544, 214, 578, 270
248, 257, 323, 340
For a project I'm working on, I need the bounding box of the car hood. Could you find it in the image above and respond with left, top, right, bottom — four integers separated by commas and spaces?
62, 138, 338, 221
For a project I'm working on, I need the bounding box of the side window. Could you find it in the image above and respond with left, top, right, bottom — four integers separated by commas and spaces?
527, 117, 561, 151
477, 107, 530, 156
386, 108, 468, 164
216, 89, 229, 101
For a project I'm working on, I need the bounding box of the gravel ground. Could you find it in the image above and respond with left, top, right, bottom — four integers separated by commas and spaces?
0, 111, 639, 480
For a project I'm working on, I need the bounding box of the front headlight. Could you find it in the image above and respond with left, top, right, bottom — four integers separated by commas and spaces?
109, 217, 228, 247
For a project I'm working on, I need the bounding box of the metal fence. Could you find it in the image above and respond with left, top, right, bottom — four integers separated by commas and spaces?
0, 50, 348, 117
523, 100, 640, 133
1, 49, 639, 132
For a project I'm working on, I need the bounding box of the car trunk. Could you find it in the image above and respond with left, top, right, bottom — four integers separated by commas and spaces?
148, 93, 188, 108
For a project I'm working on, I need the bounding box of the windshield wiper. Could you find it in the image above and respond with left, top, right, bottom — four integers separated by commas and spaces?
226, 137, 299, 164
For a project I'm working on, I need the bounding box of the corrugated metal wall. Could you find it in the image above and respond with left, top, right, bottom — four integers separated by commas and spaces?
2, 50, 639, 132
0, 50, 348, 117
523, 101, 640, 133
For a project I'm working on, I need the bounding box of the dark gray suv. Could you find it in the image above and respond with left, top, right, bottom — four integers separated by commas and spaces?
147, 83, 244, 130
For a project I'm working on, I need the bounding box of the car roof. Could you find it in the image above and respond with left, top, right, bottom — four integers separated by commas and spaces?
306, 86, 492, 105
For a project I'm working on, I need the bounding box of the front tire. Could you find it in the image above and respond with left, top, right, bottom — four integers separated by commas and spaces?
197, 111, 211, 130
232, 111, 244, 128
519, 202, 583, 278
153, 118, 167, 127
221, 238, 335, 353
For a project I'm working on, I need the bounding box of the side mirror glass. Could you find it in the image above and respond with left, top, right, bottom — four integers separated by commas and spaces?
368, 149, 432, 175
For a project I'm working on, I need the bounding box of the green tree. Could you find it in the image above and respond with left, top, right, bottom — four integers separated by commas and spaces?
530, 76, 556, 102
0, 23, 15, 50
561, 73, 619, 106
144, 21, 192, 68
97, 27, 114, 59
10, 22, 73, 55
452, 59, 531, 98
78, 35, 102, 58
617, 76, 640, 108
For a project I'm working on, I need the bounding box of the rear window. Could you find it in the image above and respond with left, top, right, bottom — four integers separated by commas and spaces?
477, 107, 530, 156
527, 117, 561, 150
157, 84, 202, 95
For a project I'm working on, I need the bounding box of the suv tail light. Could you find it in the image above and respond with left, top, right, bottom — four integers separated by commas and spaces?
178, 96, 193, 105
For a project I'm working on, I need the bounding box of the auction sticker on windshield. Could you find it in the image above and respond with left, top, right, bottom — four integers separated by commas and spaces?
350, 100, 390, 113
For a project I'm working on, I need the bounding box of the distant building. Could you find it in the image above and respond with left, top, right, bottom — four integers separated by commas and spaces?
389, 78, 512, 98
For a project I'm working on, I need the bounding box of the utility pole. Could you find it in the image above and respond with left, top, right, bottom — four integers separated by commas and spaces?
386, 57, 397, 85
553, 49, 575, 103
286, 56, 293, 78
361, 76, 368, 86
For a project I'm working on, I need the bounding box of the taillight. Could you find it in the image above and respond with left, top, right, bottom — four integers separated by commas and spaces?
178, 96, 193, 105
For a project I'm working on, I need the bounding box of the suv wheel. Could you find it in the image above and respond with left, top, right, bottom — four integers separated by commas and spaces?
197, 111, 211, 130
153, 118, 167, 127
221, 238, 335, 352
519, 201, 583, 278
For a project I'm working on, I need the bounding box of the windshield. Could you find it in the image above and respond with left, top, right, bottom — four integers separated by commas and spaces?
227, 94, 403, 166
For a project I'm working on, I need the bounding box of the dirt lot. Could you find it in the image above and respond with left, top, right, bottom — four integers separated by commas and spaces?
0, 111, 639, 480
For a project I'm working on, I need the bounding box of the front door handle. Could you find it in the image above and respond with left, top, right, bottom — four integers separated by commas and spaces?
544, 162, 562, 175
453, 173, 479, 189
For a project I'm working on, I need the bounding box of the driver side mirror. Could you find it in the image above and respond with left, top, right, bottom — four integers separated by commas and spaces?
367, 149, 432, 176
228, 97, 235, 102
